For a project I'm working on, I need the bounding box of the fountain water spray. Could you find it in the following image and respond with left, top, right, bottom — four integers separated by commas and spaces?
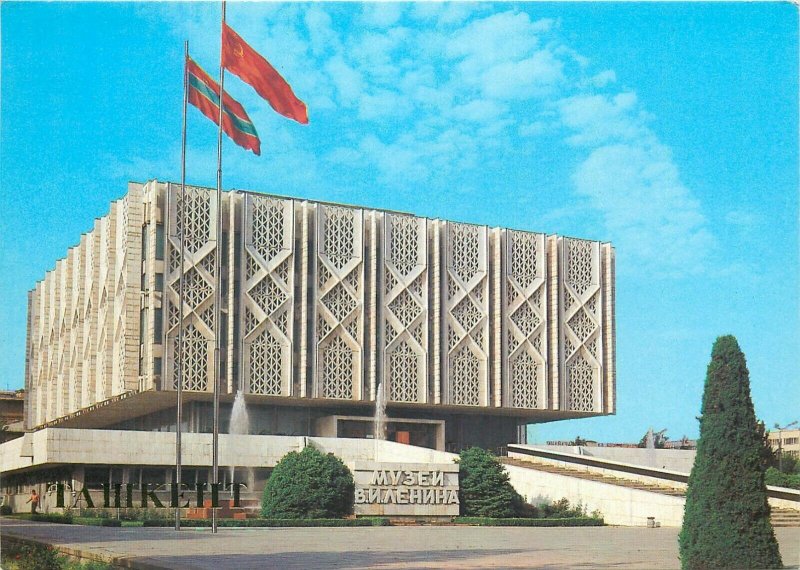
373, 382, 388, 461
645, 427, 657, 467
229, 390, 251, 490
374, 381, 387, 441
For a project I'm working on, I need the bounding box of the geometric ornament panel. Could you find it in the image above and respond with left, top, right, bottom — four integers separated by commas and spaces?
505, 230, 546, 408
563, 238, 600, 412
316, 204, 363, 400
383, 213, 426, 404
446, 222, 487, 406
165, 184, 217, 393
241, 194, 294, 397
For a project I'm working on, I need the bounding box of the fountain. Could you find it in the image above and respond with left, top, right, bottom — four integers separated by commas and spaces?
229, 390, 251, 490
645, 427, 657, 467
373, 382, 388, 460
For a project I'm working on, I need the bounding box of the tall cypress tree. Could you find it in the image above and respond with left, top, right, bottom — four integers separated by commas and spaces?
679, 335, 782, 569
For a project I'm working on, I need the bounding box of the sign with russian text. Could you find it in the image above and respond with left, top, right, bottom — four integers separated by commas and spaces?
350, 461, 459, 517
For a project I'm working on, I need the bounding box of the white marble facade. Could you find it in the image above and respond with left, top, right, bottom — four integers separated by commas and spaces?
25, 180, 615, 429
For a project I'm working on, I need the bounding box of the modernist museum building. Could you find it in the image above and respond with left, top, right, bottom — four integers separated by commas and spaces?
1, 180, 615, 508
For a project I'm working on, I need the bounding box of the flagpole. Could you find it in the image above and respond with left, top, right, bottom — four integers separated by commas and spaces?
212, 0, 227, 535
175, 39, 189, 532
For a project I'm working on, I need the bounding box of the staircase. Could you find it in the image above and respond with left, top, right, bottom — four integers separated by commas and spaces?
771, 507, 800, 527
501, 457, 800, 527
502, 457, 687, 496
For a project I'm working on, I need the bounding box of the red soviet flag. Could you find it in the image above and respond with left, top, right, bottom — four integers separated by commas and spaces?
222, 22, 309, 125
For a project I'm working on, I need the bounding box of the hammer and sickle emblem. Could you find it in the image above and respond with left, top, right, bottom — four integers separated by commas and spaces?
234, 44, 244, 58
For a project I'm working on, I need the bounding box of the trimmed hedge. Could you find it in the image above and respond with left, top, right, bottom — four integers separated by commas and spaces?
142, 517, 390, 527
74, 517, 122, 527
458, 447, 525, 517
454, 516, 604, 527
29, 513, 74, 524
262, 446, 355, 519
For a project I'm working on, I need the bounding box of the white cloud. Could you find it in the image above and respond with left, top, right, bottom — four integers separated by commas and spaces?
304, 7, 340, 57
325, 55, 364, 107
410, 2, 484, 26
451, 99, 506, 123
572, 143, 713, 274
590, 69, 616, 88
725, 210, 760, 229
518, 120, 546, 137
360, 3, 406, 29
559, 92, 650, 146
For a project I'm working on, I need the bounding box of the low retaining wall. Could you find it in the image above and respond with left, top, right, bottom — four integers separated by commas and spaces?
505, 464, 685, 527
507, 445, 800, 516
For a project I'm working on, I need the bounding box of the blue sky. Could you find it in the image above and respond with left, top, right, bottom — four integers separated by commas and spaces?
1, 2, 797, 443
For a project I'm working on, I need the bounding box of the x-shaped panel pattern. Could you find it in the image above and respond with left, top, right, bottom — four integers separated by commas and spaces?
504, 230, 547, 409
383, 214, 428, 403
561, 238, 602, 412
315, 205, 364, 400
164, 185, 218, 392
240, 195, 294, 397
95, 216, 114, 404
445, 222, 488, 406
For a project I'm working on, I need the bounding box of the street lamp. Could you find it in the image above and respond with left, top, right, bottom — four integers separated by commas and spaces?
774, 421, 799, 472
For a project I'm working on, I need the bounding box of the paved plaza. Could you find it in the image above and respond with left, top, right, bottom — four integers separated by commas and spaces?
1, 519, 798, 569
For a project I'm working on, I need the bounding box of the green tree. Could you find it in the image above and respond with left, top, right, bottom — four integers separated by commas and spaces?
679, 336, 782, 569
458, 447, 525, 518
261, 445, 355, 519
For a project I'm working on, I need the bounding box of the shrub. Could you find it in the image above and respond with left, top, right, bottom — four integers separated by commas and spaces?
31, 513, 73, 524
765, 467, 800, 490
538, 498, 588, 519
457, 447, 525, 518
679, 336, 782, 569
0, 540, 62, 570
0, 504, 12, 515
453, 516, 603, 527
142, 517, 388, 527
261, 445, 355, 519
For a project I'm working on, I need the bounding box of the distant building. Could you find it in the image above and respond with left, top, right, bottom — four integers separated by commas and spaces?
0, 390, 24, 443
768, 428, 800, 460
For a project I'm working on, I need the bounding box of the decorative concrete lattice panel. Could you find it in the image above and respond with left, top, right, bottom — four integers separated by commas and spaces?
249, 330, 283, 396
445, 222, 488, 406
511, 351, 540, 408
321, 335, 354, 399
383, 214, 427, 403
450, 345, 481, 405
240, 194, 294, 396
562, 238, 602, 412
164, 185, 217, 392
315, 205, 363, 400
173, 324, 209, 391
567, 353, 595, 412
503, 230, 547, 409
388, 341, 419, 402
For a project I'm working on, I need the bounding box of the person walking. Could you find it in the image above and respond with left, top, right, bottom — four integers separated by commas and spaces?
25, 488, 39, 514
